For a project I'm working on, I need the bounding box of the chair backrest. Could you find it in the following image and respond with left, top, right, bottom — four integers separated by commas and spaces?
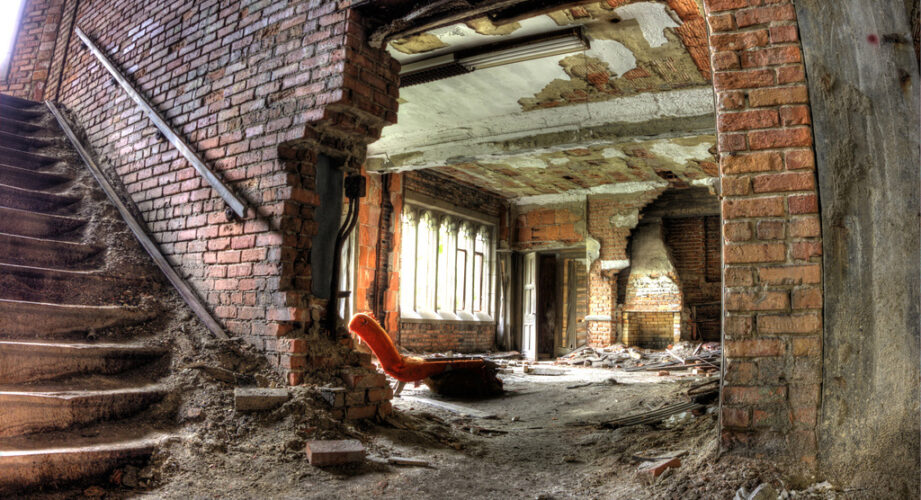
348, 313, 404, 371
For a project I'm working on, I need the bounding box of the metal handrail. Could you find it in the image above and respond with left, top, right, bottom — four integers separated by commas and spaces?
74, 27, 248, 219
46, 100, 230, 340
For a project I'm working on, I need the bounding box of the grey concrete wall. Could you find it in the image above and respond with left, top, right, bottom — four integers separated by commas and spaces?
795, 1, 920, 495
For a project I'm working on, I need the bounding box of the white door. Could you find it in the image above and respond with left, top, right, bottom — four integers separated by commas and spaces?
521, 252, 538, 361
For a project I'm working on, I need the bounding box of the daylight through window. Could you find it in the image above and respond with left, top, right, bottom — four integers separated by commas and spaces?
400, 205, 494, 322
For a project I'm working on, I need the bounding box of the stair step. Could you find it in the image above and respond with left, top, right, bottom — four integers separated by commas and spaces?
0, 183, 80, 214
0, 130, 59, 152
0, 207, 85, 240
0, 431, 170, 494
0, 117, 44, 136
0, 163, 72, 191
0, 263, 146, 304
0, 94, 40, 109
0, 233, 102, 269
0, 145, 62, 170
0, 299, 155, 338
0, 103, 45, 122
0, 340, 166, 384
0, 385, 167, 438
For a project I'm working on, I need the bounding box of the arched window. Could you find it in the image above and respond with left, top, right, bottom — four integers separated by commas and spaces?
400, 208, 417, 314
400, 202, 495, 322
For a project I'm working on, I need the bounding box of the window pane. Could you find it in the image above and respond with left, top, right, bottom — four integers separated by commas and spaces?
456, 249, 466, 311
473, 252, 483, 312
400, 211, 416, 311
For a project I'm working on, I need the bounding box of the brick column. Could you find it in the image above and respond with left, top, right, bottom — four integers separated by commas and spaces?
704, 0, 824, 467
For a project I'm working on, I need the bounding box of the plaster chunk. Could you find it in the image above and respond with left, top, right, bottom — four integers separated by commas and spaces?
649, 138, 713, 165
390, 34, 447, 55
613, 2, 680, 48
611, 210, 640, 228
466, 17, 522, 36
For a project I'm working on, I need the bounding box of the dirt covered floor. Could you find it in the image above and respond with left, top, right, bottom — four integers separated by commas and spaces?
30, 343, 854, 500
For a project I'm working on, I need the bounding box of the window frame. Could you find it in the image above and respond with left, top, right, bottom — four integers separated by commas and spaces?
400, 194, 497, 323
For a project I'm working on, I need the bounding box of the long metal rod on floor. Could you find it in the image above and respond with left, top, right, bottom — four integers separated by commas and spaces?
73, 26, 248, 219
45, 101, 229, 340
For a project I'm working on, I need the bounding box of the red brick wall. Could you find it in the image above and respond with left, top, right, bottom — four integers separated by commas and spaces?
704, 0, 823, 466
0, 0, 65, 100
584, 191, 664, 346
47, 1, 399, 392
397, 321, 494, 353
664, 216, 721, 340
623, 311, 679, 348
515, 204, 583, 249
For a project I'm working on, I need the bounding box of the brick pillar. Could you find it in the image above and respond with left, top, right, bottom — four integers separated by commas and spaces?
704, 0, 824, 467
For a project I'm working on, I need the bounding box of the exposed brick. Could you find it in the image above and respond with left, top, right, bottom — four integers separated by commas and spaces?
719, 109, 779, 131
792, 241, 823, 260
749, 86, 810, 107
758, 265, 821, 285
726, 290, 789, 311
725, 267, 755, 286
753, 171, 814, 193
722, 152, 783, 174
722, 406, 751, 427
722, 176, 752, 196
792, 286, 823, 309
722, 197, 785, 219
725, 243, 786, 263
756, 220, 785, 240
790, 216, 821, 238
748, 127, 813, 150
711, 30, 770, 51
741, 46, 802, 68
706, 0, 750, 12
757, 312, 822, 334
714, 69, 776, 90
734, 5, 797, 28
788, 194, 819, 214
792, 336, 822, 356
725, 221, 753, 241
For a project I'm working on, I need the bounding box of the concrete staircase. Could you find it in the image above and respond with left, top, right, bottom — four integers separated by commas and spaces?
0, 94, 174, 494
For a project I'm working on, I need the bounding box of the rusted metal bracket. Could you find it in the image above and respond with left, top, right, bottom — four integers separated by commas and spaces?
45, 101, 230, 341
74, 26, 248, 219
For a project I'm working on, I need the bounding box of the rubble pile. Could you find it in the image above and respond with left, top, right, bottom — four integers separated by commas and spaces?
555, 342, 722, 375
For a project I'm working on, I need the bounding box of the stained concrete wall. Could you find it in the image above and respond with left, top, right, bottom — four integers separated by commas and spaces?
795, 1, 920, 494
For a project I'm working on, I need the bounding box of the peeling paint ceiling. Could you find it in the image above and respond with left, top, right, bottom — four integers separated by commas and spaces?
434, 134, 717, 201
369, 0, 717, 203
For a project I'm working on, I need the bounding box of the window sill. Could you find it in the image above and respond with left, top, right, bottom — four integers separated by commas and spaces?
399, 316, 495, 325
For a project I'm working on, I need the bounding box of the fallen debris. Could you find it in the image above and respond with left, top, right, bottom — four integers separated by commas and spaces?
734, 483, 778, 500
599, 401, 703, 429
523, 366, 566, 376
368, 456, 432, 467
637, 457, 681, 482
306, 440, 366, 466
233, 387, 290, 412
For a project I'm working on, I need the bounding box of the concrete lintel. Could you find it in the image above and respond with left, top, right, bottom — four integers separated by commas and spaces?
367, 88, 716, 171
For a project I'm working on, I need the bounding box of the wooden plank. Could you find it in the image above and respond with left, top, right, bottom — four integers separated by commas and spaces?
45, 101, 229, 340
401, 395, 497, 419
73, 27, 248, 219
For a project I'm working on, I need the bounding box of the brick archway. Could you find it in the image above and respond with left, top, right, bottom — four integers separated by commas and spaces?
701, 0, 823, 468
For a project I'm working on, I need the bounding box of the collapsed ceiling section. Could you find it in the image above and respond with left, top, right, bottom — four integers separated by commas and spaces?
367, 0, 717, 203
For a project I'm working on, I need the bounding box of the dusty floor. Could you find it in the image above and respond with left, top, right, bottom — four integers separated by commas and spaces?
31, 350, 834, 500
